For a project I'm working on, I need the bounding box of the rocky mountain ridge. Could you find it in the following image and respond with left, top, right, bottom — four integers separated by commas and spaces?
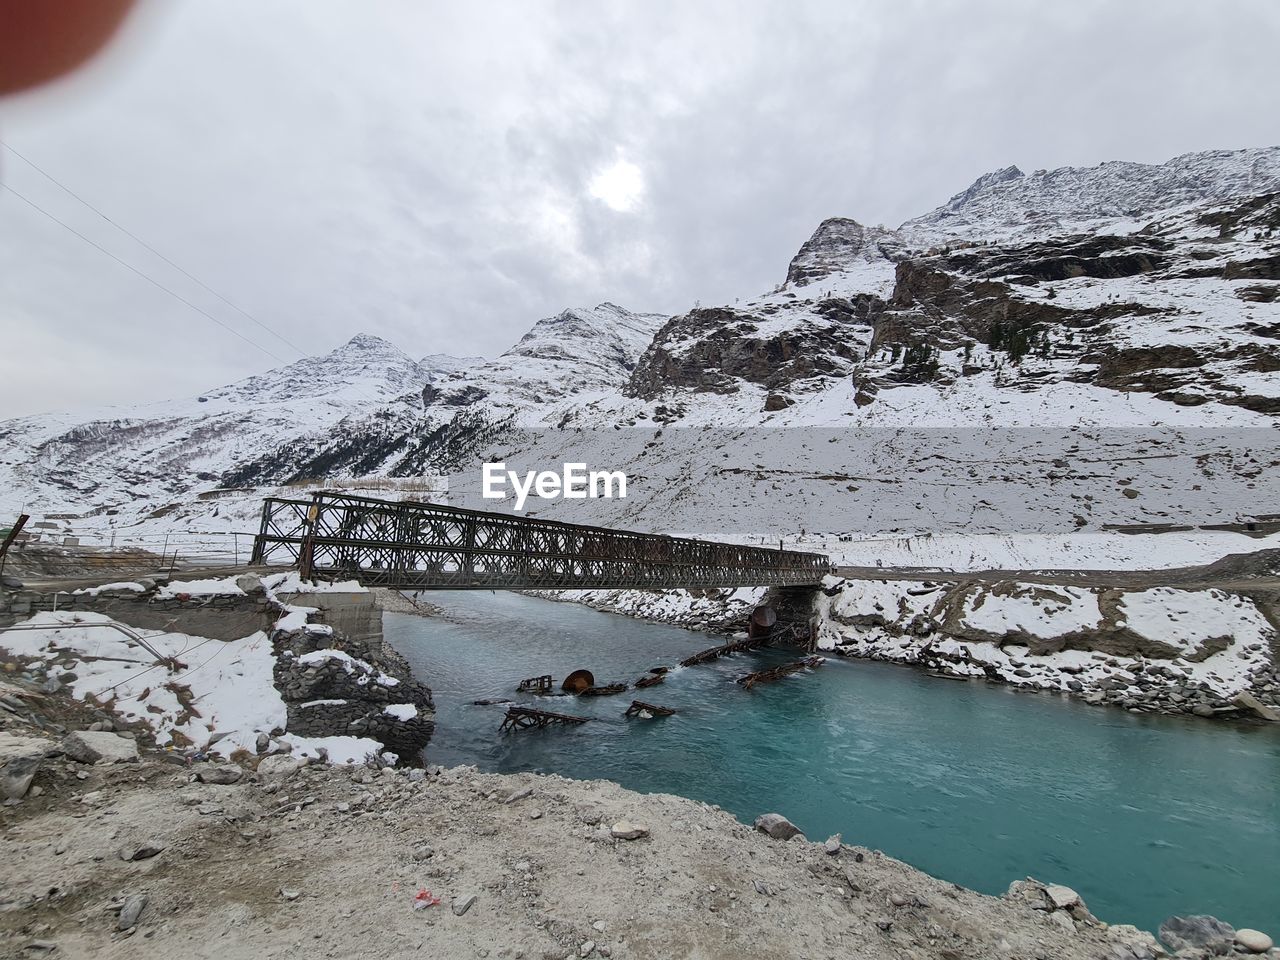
627, 147, 1280, 420
903, 146, 1280, 244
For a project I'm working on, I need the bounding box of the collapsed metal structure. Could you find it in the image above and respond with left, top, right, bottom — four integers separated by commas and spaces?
250, 492, 830, 591
499, 705, 590, 733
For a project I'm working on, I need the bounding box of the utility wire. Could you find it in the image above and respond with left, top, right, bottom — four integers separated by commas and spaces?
0, 151, 396, 412
1, 180, 293, 367
1, 139, 313, 360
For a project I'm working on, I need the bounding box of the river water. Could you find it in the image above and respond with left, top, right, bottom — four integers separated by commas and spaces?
384, 591, 1280, 934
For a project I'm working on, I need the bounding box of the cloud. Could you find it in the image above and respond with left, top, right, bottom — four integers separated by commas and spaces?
1, 0, 1277, 416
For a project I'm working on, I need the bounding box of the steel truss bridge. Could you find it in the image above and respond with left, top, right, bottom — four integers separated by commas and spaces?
250, 492, 830, 590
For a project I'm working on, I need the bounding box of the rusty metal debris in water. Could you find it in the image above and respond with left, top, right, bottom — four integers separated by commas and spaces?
624, 700, 676, 719
736, 656, 825, 690
516, 675, 553, 694
499, 706, 590, 733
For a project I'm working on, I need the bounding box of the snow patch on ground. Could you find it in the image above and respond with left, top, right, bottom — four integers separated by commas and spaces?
264, 572, 368, 594
811, 531, 1280, 572
295, 648, 400, 687
0, 611, 281, 756
72, 582, 147, 596
533, 586, 767, 627
1119, 588, 1268, 659
157, 578, 247, 598
961, 586, 1103, 638
278, 734, 393, 765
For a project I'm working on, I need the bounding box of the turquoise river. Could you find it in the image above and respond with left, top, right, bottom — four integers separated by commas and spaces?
384, 591, 1280, 934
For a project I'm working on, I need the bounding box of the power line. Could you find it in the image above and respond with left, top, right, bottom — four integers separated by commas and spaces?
0, 139, 314, 360
1, 180, 293, 366
0, 142, 397, 413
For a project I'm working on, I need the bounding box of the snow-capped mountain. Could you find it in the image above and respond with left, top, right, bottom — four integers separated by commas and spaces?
420, 302, 668, 411
0, 333, 431, 517
2, 146, 1278, 546
625, 147, 1280, 422
0, 302, 668, 521
420, 352, 485, 377
903, 146, 1280, 245
200, 333, 432, 406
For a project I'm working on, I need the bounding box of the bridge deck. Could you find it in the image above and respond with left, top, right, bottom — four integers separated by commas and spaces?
250, 492, 829, 590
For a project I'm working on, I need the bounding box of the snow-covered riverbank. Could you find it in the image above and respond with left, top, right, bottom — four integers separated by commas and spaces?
529, 563, 1280, 723
814, 576, 1280, 721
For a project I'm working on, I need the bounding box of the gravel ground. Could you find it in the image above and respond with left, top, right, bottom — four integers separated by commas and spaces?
1, 730, 1176, 960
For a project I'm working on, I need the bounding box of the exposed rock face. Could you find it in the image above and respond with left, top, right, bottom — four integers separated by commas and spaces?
624, 181, 1280, 416
753, 812, 805, 840
626, 297, 882, 399
1159, 915, 1236, 954
784, 218, 906, 287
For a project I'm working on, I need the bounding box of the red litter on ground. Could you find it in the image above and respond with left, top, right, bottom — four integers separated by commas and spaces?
413, 889, 442, 910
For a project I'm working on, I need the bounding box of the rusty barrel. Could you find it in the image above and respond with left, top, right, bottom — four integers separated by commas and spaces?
748, 604, 777, 639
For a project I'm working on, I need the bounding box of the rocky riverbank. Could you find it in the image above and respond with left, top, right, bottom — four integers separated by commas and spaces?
6, 701, 1272, 960
531, 568, 1280, 724
815, 575, 1280, 723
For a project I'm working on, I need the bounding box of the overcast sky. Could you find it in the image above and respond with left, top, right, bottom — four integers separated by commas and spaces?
2, 0, 1278, 417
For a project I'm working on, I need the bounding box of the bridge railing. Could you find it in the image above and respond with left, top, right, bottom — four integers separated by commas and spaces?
250, 492, 830, 590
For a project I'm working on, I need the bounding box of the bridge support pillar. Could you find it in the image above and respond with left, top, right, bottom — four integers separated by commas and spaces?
755, 585, 823, 650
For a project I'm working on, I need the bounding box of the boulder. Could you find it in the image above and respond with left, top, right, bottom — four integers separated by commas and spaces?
1235, 929, 1274, 953
610, 821, 649, 841
1159, 915, 1235, 954
1233, 691, 1279, 722
1006, 879, 1050, 910
1044, 883, 1082, 911
763, 393, 795, 412
0, 732, 53, 801
195, 763, 244, 785
2, 755, 43, 801
753, 812, 804, 841
117, 894, 148, 930
235, 573, 265, 595
119, 842, 166, 862
61, 731, 138, 765
256, 755, 307, 777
